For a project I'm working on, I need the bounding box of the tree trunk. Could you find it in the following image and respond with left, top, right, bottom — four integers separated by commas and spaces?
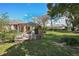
50, 19, 53, 30
71, 24, 75, 31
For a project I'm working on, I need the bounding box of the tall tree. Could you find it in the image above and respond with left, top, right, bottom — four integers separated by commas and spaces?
47, 3, 79, 31
47, 3, 57, 28
47, 3, 62, 29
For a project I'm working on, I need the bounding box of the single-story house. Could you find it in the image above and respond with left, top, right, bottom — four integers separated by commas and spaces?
8, 21, 40, 32
52, 24, 66, 29
46, 23, 66, 30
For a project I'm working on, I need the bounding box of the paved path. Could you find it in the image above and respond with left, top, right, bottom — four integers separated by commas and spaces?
15, 33, 31, 41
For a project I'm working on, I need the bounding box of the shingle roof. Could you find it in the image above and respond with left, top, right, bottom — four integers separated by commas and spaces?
8, 20, 23, 25
8, 20, 40, 26
26, 22, 40, 26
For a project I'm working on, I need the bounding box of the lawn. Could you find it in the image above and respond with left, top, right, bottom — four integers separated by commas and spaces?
0, 43, 14, 55
0, 31, 79, 56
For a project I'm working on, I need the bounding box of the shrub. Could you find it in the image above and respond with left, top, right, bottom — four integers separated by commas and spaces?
0, 33, 4, 42
61, 37, 79, 46
0, 32, 16, 43
41, 27, 48, 33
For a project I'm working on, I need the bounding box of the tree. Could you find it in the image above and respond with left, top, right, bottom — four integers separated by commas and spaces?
0, 12, 9, 32
33, 15, 49, 27
47, 3, 79, 31
32, 17, 42, 25
47, 3, 62, 29
37, 15, 49, 27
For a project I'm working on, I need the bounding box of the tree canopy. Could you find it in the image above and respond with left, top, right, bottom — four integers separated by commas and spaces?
0, 12, 9, 32
33, 15, 49, 27
47, 3, 79, 31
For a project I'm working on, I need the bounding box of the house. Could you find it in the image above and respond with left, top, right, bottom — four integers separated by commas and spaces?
8, 21, 40, 32
46, 20, 66, 30
46, 16, 67, 30
52, 24, 66, 30
8, 21, 41, 41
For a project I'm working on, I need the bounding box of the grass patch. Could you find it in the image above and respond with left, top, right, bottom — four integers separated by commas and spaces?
0, 43, 14, 55
0, 31, 79, 56
46, 31, 79, 36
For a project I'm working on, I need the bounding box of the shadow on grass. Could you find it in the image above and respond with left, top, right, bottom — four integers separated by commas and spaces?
2, 33, 79, 56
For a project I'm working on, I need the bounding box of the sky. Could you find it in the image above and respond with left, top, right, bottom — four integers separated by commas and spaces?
0, 3, 48, 22
0, 3, 66, 25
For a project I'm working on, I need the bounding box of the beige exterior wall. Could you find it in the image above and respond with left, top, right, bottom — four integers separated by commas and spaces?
10, 25, 16, 30
23, 25, 27, 32
8, 24, 34, 32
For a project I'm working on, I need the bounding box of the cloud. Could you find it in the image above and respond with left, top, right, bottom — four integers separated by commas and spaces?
24, 14, 28, 17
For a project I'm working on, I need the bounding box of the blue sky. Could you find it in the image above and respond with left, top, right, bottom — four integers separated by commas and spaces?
0, 3, 48, 22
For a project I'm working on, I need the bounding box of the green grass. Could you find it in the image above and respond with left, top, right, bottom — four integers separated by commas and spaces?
46, 31, 79, 40
0, 31, 79, 56
46, 31, 79, 36
0, 43, 14, 55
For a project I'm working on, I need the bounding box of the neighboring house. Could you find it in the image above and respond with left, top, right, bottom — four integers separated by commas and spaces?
52, 24, 66, 29
46, 16, 68, 30
8, 21, 40, 32
46, 20, 66, 30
